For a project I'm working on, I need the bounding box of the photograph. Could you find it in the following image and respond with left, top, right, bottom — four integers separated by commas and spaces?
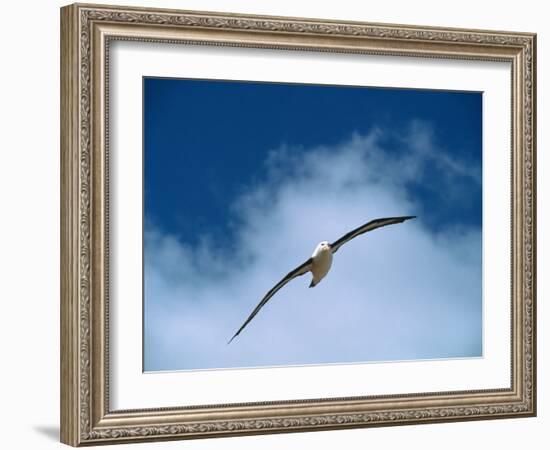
0, 0, 544, 448
58, 2, 536, 446
143, 78, 483, 371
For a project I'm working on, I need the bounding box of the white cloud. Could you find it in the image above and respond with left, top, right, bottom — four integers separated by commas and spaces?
144, 123, 482, 371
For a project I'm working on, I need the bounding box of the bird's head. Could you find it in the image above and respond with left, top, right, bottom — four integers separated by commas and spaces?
317, 241, 331, 251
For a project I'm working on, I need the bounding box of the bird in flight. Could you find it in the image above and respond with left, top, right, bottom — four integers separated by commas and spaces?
227, 215, 416, 344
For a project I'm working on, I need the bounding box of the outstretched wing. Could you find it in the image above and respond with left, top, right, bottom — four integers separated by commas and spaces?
228, 258, 313, 344
330, 216, 416, 254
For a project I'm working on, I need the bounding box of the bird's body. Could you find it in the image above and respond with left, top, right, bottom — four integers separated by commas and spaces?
227, 215, 416, 344
310, 241, 333, 287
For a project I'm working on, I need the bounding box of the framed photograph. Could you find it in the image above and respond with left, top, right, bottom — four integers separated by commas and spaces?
60, 3, 536, 446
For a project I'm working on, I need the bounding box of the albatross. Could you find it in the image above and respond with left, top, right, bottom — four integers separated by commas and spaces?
227, 215, 416, 344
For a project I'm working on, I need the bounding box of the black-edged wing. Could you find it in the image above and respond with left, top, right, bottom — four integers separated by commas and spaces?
330, 216, 416, 254
227, 257, 313, 344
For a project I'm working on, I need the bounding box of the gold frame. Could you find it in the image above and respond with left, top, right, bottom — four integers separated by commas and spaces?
60, 2, 537, 446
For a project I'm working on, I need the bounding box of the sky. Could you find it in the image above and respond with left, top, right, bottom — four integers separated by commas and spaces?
143, 77, 482, 371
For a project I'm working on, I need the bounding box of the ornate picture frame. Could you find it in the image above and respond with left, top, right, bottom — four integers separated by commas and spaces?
60, 2, 536, 446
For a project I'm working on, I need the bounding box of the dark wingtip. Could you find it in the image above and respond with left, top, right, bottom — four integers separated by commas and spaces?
227, 334, 237, 345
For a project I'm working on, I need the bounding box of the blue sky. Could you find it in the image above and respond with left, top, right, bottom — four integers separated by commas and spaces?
143, 77, 482, 371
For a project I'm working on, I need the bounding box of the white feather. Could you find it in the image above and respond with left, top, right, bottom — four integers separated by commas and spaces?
311, 241, 333, 285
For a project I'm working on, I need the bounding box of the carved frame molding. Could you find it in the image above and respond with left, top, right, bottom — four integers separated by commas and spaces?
61, 3, 536, 446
